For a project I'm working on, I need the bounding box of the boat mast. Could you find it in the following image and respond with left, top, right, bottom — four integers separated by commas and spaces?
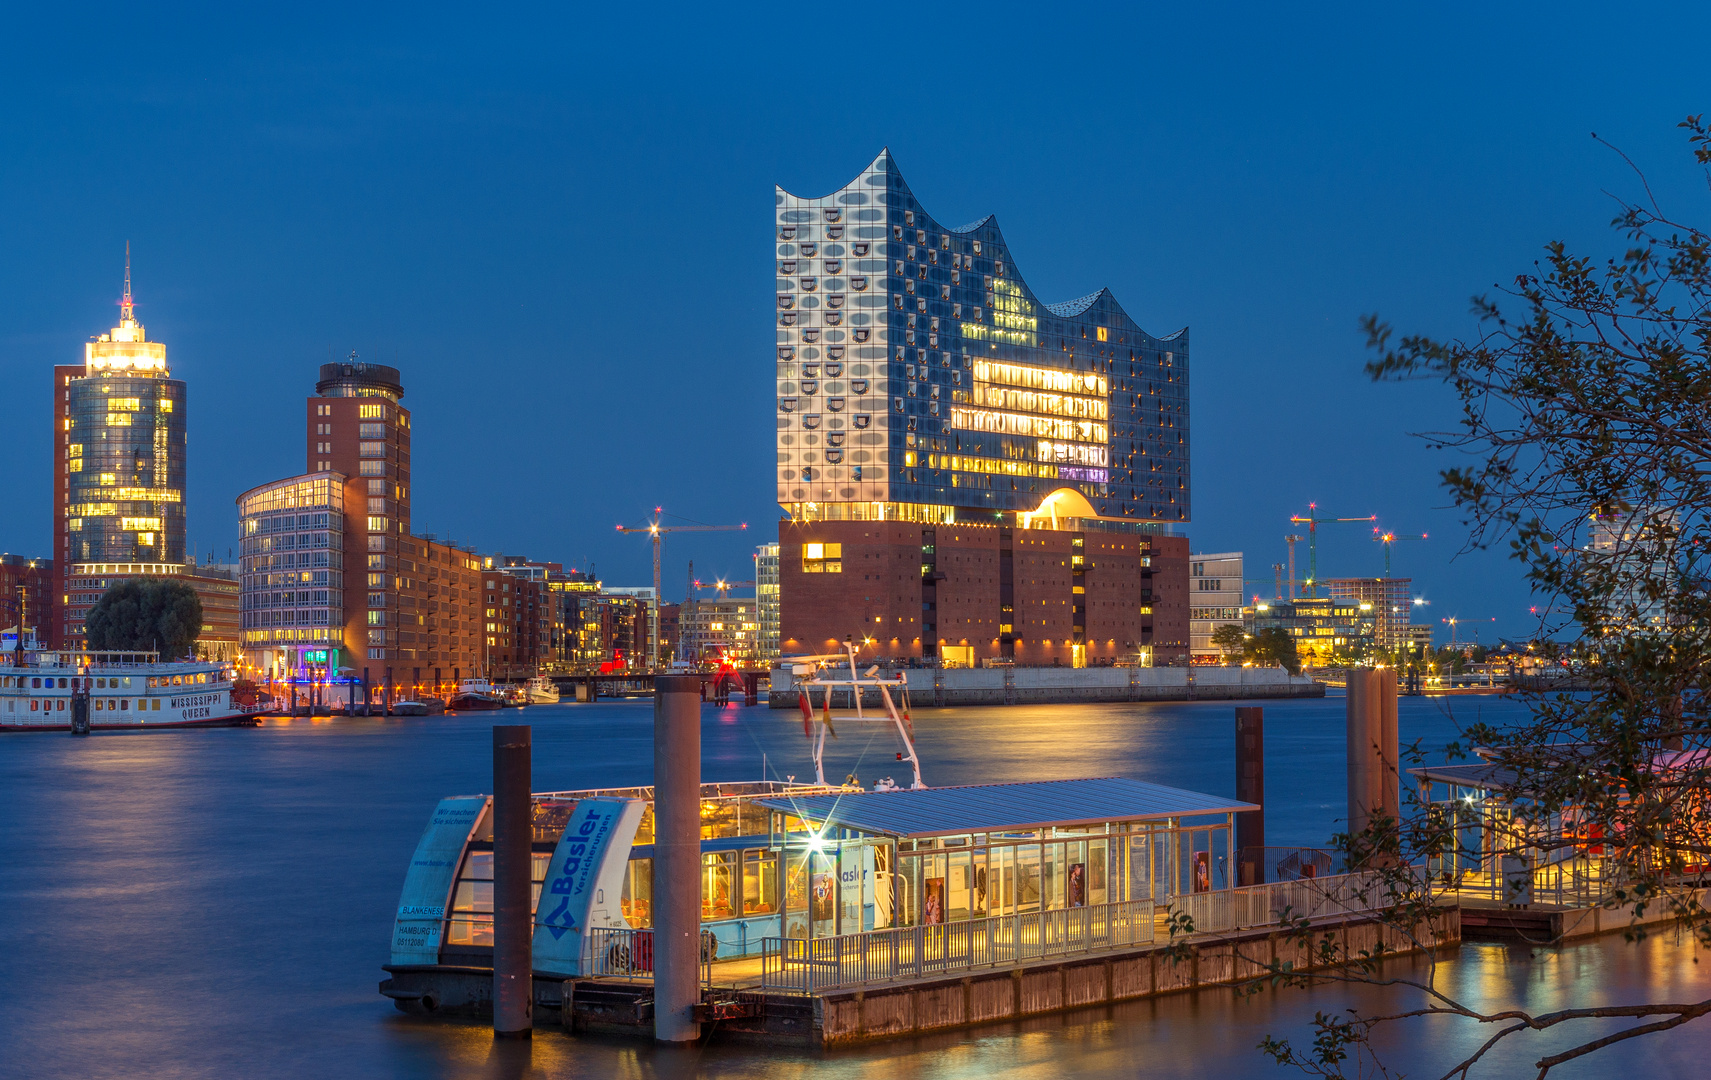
801, 643, 926, 790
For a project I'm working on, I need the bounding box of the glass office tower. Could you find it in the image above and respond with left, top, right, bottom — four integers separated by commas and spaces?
63, 277, 187, 565
775, 149, 1189, 525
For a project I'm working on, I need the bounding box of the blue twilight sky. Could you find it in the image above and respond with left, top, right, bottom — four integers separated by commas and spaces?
2, 2, 1707, 641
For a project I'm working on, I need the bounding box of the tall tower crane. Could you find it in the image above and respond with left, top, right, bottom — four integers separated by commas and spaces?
617, 509, 747, 670
1284, 535, 1303, 600
1289, 503, 1377, 597
1373, 527, 1428, 578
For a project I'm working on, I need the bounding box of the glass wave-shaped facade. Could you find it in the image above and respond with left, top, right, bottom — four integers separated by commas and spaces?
775, 149, 1189, 524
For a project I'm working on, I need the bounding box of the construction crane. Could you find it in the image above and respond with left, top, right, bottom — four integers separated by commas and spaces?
617, 509, 747, 670
694, 578, 756, 596
1283, 535, 1303, 600
1442, 615, 1498, 649
1373, 527, 1428, 578
1289, 503, 1377, 597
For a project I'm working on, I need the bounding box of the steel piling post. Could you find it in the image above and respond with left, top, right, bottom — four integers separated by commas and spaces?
492, 724, 533, 1038
652, 675, 702, 1042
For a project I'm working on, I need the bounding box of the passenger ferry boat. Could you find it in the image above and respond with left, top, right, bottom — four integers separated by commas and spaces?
0, 647, 248, 731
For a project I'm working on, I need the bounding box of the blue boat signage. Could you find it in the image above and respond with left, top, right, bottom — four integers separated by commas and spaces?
532, 797, 645, 977
389, 796, 488, 965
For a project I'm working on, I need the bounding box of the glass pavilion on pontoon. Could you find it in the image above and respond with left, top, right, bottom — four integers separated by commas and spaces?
388, 776, 1255, 970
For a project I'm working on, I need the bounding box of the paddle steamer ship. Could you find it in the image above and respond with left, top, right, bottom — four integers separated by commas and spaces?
0, 647, 248, 731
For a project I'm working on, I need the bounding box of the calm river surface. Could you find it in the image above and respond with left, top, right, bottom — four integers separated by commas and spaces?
5, 694, 1709, 1078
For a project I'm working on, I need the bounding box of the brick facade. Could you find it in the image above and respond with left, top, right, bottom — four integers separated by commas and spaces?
0, 554, 54, 646
481, 570, 553, 679
780, 520, 1188, 665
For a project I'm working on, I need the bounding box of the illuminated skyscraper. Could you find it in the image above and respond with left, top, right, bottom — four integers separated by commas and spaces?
54, 253, 189, 646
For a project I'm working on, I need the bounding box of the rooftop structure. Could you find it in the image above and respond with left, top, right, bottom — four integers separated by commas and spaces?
756, 776, 1254, 839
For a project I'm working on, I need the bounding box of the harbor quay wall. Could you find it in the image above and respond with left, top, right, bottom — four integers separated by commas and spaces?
1462, 885, 1711, 944
808, 909, 1460, 1048
380, 909, 1458, 1045
769, 665, 1324, 708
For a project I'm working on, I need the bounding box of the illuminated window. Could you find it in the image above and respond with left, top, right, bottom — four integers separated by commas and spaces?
802, 543, 842, 573
360, 460, 385, 476
359, 403, 384, 419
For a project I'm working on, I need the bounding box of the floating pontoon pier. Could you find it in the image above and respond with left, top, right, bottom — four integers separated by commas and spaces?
378, 772, 1459, 1044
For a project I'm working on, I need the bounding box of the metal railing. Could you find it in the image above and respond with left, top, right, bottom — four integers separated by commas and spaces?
760, 900, 1158, 994
585, 925, 714, 986
1176, 870, 1394, 935
759, 871, 1399, 994
1436, 857, 1612, 909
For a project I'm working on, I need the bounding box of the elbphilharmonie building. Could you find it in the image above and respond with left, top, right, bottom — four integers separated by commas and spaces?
775, 149, 1189, 527
775, 151, 1194, 666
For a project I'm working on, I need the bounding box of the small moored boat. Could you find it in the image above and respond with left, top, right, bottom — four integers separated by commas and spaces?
448, 678, 505, 712
522, 676, 560, 704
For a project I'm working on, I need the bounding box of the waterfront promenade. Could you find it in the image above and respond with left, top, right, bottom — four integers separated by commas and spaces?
5, 696, 1710, 1078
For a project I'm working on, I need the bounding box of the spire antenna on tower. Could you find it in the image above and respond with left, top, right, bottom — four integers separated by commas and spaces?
120, 241, 135, 322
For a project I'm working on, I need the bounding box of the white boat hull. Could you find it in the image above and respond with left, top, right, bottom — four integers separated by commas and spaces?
1, 651, 250, 732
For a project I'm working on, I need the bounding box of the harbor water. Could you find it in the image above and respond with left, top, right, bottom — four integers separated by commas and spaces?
3, 695, 1708, 1078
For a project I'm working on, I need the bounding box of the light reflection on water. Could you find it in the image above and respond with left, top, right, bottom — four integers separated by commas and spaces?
2, 696, 1707, 1079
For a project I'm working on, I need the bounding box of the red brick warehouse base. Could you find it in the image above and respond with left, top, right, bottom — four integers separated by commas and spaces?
779, 519, 1187, 666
